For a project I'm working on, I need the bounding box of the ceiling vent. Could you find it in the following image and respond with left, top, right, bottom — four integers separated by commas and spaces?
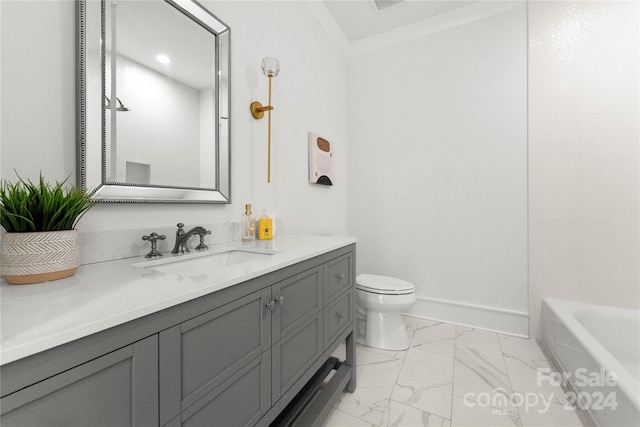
372, 0, 404, 12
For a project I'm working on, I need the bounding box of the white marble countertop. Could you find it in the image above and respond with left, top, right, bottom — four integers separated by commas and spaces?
0, 235, 356, 366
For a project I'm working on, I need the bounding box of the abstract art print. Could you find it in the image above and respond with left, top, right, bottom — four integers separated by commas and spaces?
308, 132, 334, 186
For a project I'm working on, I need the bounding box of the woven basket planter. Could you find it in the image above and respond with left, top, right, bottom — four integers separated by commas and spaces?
1, 230, 79, 285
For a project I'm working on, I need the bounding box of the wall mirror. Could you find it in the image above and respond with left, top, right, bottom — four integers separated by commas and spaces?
77, 0, 230, 203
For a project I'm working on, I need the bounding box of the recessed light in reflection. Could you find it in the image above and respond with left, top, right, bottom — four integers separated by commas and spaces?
156, 54, 171, 64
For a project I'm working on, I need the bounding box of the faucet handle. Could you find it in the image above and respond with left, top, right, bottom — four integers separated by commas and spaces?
176, 223, 185, 235
142, 232, 166, 258
195, 229, 212, 251
142, 232, 166, 242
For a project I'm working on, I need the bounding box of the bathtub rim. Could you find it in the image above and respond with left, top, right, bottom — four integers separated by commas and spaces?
542, 297, 640, 414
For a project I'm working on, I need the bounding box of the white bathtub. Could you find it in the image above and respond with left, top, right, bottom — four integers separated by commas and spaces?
542, 298, 640, 427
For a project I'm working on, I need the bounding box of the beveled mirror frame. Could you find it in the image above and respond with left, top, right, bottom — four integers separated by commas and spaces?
77, 0, 231, 203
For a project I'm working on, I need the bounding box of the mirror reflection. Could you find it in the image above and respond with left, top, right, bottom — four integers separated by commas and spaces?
105, 0, 216, 189
79, 0, 231, 203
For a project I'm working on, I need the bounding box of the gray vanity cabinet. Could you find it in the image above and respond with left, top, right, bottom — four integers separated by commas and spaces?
0, 335, 159, 426
159, 289, 272, 426
325, 253, 353, 302
270, 266, 324, 404
160, 266, 325, 426
0, 244, 356, 427
324, 253, 354, 349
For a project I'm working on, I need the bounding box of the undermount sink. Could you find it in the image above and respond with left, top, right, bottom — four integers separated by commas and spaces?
132, 246, 279, 274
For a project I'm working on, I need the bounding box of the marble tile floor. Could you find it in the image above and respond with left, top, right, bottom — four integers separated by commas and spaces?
323, 317, 593, 427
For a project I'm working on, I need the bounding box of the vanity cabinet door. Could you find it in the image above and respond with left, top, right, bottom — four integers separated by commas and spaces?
270, 266, 324, 404
177, 351, 270, 427
271, 266, 323, 341
0, 335, 158, 427
159, 289, 271, 426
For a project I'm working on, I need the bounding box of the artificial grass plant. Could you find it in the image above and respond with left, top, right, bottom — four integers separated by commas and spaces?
0, 174, 93, 233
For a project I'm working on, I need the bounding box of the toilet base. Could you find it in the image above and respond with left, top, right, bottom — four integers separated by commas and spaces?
364, 310, 410, 351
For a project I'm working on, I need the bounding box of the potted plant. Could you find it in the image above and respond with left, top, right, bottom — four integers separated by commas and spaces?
0, 174, 93, 285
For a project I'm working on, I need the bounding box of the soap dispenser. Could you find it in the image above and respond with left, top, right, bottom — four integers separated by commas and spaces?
241, 204, 256, 242
258, 210, 273, 240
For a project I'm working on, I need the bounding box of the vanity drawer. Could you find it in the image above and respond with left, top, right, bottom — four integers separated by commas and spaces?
325, 253, 353, 303
324, 289, 354, 349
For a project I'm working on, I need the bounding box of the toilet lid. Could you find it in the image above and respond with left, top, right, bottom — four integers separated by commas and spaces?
356, 274, 415, 295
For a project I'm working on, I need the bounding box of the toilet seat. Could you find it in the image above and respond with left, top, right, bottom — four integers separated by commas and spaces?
356, 274, 415, 295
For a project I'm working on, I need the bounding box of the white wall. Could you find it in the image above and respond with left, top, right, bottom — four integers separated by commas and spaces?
347, 4, 529, 336
3, 0, 637, 338
528, 1, 640, 337
0, 1, 348, 243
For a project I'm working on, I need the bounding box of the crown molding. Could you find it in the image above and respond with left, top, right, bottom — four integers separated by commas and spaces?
305, 0, 524, 58
302, 0, 351, 54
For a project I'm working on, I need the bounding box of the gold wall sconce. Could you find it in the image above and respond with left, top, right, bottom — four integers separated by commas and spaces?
250, 57, 280, 183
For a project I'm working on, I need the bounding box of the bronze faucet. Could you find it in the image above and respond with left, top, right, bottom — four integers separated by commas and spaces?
171, 223, 211, 254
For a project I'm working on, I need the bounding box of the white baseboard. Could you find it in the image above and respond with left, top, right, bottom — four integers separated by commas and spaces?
405, 296, 529, 337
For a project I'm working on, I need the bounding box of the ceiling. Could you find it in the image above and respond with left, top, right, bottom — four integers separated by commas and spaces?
322, 0, 480, 43
113, 1, 217, 89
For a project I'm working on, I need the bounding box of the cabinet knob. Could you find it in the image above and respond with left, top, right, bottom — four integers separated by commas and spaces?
336, 273, 345, 281
335, 312, 344, 321
265, 300, 276, 311
275, 295, 285, 305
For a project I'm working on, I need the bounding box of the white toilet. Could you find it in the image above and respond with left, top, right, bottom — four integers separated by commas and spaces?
356, 274, 417, 351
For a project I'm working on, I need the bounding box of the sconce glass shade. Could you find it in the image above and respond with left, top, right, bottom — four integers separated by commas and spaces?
261, 57, 280, 78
